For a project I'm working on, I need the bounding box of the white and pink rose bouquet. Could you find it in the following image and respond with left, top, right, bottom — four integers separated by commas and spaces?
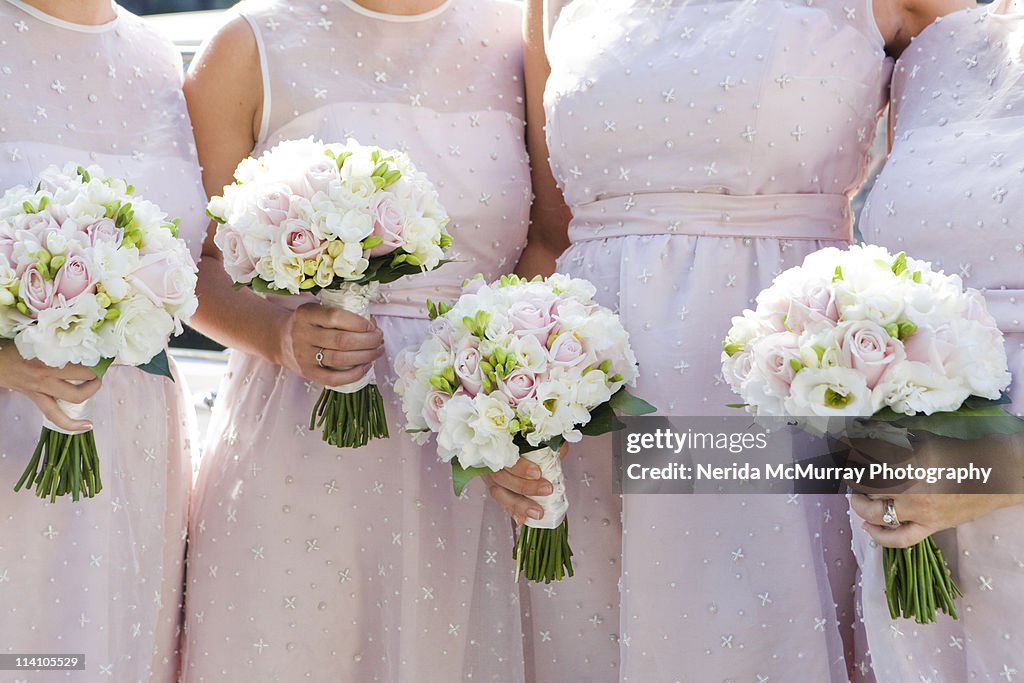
396, 274, 654, 583
208, 138, 452, 448
722, 243, 1023, 622
0, 163, 197, 502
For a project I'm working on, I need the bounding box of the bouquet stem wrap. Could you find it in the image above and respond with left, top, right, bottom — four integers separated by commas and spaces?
310, 282, 389, 447
514, 447, 574, 583
16, 390, 102, 502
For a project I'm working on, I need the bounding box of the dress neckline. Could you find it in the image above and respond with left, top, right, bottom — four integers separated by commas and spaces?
336, 0, 452, 23
4, 0, 119, 33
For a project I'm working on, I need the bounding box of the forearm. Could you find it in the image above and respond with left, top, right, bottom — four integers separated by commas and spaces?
190, 254, 289, 365
514, 238, 563, 279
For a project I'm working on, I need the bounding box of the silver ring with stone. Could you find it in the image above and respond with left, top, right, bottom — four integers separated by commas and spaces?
315, 347, 326, 369
881, 498, 901, 529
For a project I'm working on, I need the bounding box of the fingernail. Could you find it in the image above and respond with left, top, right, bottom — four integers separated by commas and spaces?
527, 466, 541, 479
541, 483, 553, 495
527, 509, 543, 520
83, 423, 94, 431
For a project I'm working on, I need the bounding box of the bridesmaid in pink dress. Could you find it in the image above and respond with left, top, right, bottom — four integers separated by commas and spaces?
0, 1, 206, 680
181, 1, 532, 680
485, 0, 969, 681
852, 3, 1024, 679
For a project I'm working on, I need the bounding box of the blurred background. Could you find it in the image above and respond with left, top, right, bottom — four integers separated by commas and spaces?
120, 0, 233, 13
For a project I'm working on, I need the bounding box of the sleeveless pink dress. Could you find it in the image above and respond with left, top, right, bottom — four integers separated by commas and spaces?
0, 1, 207, 680
181, 2, 532, 681
543, 1, 891, 680
855, 3, 1024, 680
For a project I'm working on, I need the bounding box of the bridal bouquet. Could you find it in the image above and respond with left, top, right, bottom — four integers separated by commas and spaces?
722, 243, 1022, 622
396, 274, 654, 583
0, 163, 197, 502
208, 138, 452, 448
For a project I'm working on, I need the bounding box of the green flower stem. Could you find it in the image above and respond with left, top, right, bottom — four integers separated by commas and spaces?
310, 384, 389, 449
14, 428, 103, 502
513, 518, 574, 584
883, 537, 962, 623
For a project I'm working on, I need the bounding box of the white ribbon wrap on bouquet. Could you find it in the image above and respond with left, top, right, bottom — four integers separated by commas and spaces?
318, 282, 380, 393
41, 387, 93, 436
523, 446, 569, 530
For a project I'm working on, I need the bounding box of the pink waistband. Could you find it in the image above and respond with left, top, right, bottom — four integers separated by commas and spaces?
568, 192, 853, 243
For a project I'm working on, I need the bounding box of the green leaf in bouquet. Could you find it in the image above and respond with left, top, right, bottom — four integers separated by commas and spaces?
514, 434, 565, 455
247, 277, 289, 295
963, 393, 1013, 409
579, 401, 626, 437
726, 403, 748, 409
138, 349, 175, 382
871, 395, 1024, 440
896, 408, 1024, 441
609, 387, 657, 416
451, 457, 492, 497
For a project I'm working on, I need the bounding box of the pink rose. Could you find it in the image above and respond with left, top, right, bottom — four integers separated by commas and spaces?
785, 284, 839, 333
548, 332, 590, 369
749, 332, 802, 396
14, 211, 62, 238
751, 294, 790, 333
84, 218, 123, 247
216, 228, 259, 282
53, 254, 94, 303
839, 321, 906, 389
128, 250, 197, 308
20, 264, 55, 316
454, 341, 484, 397
427, 316, 455, 350
301, 159, 339, 195
256, 185, 293, 226
508, 298, 556, 345
280, 219, 322, 259
367, 194, 406, 257
722, 350, 754, 394
422, 389, 450, 432
903, 326, 955, 371
497, 367, 537, 406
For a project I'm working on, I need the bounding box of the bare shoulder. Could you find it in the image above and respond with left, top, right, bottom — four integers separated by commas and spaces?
186, 14, 259, 86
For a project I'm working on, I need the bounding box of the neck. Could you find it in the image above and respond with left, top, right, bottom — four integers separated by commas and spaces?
19, 0, 116, 25
349, 0, 447, 16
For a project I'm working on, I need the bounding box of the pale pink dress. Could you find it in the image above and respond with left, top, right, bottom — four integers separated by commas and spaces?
0, 1, 207, 681
181, 2, 533, 681
543, 1, 892, 680
855, 3, 1024, 680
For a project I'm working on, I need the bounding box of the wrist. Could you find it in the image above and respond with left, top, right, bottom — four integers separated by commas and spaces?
268, 306, 299, 371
